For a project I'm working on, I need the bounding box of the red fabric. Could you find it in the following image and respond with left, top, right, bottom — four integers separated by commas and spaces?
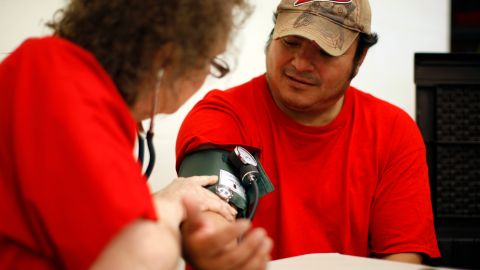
176, 74, 440, 260
0, 37, 157, 270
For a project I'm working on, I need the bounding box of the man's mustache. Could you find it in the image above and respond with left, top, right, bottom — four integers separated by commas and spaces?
284, 66, 319, 85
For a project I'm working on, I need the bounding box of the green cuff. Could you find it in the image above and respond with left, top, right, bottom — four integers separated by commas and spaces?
178, 149, 274, 217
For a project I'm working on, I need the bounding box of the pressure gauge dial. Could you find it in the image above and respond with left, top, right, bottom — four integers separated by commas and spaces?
234, 146, 257, 166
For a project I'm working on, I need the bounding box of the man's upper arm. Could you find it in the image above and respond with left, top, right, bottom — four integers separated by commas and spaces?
176, 91, 248, 166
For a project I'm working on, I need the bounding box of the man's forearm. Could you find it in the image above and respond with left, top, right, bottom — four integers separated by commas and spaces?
381, 253, 422, 264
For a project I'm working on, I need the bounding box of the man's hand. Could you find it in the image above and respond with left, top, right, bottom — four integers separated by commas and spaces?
181, 198, 272, 270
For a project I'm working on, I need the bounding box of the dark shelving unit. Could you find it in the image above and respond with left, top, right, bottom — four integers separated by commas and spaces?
415, 53, 480, 270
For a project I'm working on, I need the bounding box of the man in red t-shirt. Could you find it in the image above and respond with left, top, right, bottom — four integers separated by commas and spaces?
176, 0, 440, 268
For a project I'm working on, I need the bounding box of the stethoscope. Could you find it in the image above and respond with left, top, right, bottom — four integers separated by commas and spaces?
137, 70, 163, 179
137, 123, 155, 179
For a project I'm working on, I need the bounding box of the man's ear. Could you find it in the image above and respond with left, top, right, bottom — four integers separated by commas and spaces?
352, 47, 369, 78
357, 47, 369, 67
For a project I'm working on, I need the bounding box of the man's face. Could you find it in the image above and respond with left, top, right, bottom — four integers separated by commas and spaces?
266, 35, 360, 124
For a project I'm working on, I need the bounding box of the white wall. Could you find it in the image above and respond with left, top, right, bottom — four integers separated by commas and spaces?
0, 0, 67, 58
1, 0, 449, 192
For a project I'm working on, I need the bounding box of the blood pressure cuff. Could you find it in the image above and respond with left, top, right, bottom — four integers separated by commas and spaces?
178, 149, 274, 218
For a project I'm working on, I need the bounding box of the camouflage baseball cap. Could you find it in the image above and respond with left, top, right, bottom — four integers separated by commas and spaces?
273, 0, 371, 56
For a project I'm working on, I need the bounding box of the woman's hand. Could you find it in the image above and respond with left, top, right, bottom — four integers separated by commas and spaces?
152, 175, 237, 228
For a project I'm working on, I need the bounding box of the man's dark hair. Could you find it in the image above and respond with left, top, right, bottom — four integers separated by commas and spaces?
354, 32, 378, 66
47, 0, 250, 106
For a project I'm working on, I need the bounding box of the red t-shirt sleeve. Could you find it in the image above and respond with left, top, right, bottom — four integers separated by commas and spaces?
176, 90, 253, 168
369, 111, 440, 258
7, 38, 157, 269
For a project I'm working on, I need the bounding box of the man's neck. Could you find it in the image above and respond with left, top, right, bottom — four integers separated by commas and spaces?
285, 96, 345, 127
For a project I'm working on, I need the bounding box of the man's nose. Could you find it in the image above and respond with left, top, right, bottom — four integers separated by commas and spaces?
291, 46, 315, 72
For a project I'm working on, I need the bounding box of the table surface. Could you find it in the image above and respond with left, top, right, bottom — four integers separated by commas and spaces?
268, 253, 456, 270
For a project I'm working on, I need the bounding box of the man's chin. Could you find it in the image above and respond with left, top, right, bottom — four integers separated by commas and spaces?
283, 101, 317, 114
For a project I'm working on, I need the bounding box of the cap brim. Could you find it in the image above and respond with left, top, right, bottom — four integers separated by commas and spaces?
273, 11, 359, 56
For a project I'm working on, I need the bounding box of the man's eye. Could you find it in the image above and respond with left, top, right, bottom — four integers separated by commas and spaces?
317, 48, 334, 58
282, 38, 298, 47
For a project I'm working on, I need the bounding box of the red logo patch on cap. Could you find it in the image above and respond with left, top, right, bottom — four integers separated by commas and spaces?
294, 0, 352, 6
